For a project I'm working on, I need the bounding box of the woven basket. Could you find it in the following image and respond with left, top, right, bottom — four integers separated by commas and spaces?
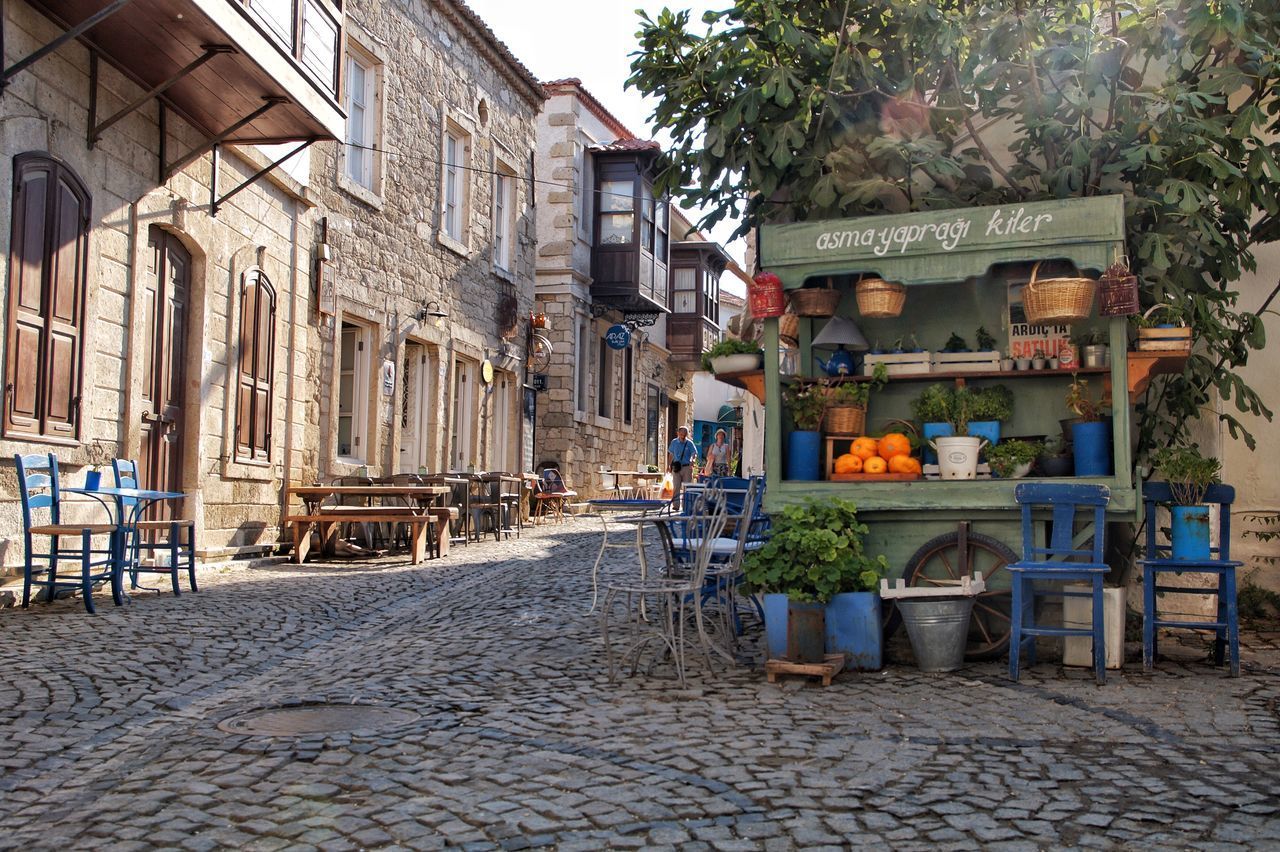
855, 278, 906, 318
1022, 261, 1096, 325
779, 312, 799, 343
825, 405, 866, 436
788, 278, 842, 317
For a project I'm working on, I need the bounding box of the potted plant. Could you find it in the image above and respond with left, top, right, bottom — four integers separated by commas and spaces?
975, 326, 997, 353
911, 383, 953, 464
911, 385, 986, 479
824, 363, 888, 436
942, 331, 969, 353
1134, 304, 1192, 353
1031, 345, 1047, 370
1150, 446, 1222, 560
967, 384, 1013, 447
987, 439, 1042, 479
784, 382, 827, 481
1075, 328, 1109, 368
744, 497, 889, 666
702, 338, 763, 374
1038, 435, 1073, 476
1066, 376, 1112, 476
1000, 348, 1015, 372
1015, 353, 1032, 371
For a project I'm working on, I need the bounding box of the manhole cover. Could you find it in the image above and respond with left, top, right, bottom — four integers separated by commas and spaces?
217, 703, 420, 737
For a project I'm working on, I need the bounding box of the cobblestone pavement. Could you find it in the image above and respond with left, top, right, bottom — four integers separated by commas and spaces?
1, 519, 1278, 851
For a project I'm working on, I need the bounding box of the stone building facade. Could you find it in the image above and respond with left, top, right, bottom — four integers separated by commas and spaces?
309, 0, 544, 480
0, 0, 345, 563
533, 80, 730, 498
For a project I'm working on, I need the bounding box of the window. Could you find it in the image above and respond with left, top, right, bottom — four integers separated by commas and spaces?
4, 154, 91, 441
597, 335, 613, 419
672, 266, 696, 314
577, 141, 594, 241
622, 345, 633, 426
248, 0, 293, 47
301, 0, 339, 93
574, 316, 590, 416
646, 385, 661, 466
236, 270, 276, 461
597, 178, 633, 245
441, 125, 471, 244
655, 199, 669, 261
703, 265, 720, 324
343, 46, 380, 192
492, 163, 515, 272
337, 321, 370, 462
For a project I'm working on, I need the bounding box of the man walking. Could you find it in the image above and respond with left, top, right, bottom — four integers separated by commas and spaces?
667, 426, 698, 509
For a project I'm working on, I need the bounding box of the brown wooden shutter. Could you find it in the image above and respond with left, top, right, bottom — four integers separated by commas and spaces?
235, 271, 276, 460
4, 154, 90, 440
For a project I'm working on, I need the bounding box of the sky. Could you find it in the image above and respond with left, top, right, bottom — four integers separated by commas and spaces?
461, 0, 748, 290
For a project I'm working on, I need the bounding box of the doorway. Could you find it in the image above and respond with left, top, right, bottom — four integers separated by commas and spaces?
398, 341, 434, 473
139, 226, 190, 518
450, 357, 476, 471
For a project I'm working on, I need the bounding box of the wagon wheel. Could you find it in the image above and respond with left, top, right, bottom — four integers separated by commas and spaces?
528, 333, 553, 372
883, 530, 1017, 661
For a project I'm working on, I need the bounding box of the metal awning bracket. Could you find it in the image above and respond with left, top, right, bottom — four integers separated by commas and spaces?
162, 96, 287, 182
1, 0, 133, 91
211, 137, 316, 218
89, 44, 234, 148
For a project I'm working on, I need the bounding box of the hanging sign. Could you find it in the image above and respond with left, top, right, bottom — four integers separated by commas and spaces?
605, 324, 631, 350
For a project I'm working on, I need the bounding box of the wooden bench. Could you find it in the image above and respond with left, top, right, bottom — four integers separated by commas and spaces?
286, 506, 450, 565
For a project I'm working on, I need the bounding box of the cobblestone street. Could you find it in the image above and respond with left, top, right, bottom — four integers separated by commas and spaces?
1, 519, 1278, 850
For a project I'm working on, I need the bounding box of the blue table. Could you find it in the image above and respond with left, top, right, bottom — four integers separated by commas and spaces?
587, 499, 669, 611
67, 486, 185, 598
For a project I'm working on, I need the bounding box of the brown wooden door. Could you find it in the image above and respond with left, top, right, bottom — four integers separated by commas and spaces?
139, 226, 190, 519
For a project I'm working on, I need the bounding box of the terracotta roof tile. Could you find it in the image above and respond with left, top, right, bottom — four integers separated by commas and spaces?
443, 0, 547, 104
542, 78, 635, 140
589, 138, 662, 153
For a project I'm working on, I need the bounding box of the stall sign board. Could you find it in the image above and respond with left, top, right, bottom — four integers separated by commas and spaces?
1007, 284, 1072, 360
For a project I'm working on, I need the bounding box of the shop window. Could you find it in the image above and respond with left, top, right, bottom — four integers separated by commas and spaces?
236, 269, 276, 462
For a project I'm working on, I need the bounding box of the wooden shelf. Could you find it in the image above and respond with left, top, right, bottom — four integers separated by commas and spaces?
1127, 351, 1190, 399
794, 366, 1111, 384
714, 369, 766, 402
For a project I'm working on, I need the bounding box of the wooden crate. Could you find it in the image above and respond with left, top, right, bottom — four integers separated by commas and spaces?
863, 351, 932, 376
829, 473, 922, 482
930, 351, 1002, 373
765, 653, 846, 687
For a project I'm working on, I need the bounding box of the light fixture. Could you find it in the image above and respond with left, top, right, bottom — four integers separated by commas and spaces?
811, 316, 869, 350
415, 300, 448, 321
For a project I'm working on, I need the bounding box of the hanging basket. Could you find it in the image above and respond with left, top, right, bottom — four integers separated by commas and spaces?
825, 405, 866, 436
1098, 259, 1140, 317
788, 278, 842, 317
855, 278, 906, 318
1022, 261, 1097, 325
1135, 304, 1192, 353
779, 312, 799, 343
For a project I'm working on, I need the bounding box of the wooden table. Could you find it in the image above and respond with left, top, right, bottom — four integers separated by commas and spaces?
285, 485, 451, 564
605, 470, 663, 499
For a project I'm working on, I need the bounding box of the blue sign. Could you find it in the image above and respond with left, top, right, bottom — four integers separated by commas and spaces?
605, 324, 631, 350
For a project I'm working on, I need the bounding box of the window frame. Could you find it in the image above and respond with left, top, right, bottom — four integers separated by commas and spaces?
492, 159, 516, 274
439, 119, 473, 252
622, 344, 633, 427
235, 268, 277, 463
336, 320, 371, 464
596, 333, 613, 420
341, 42, 382, 197
3, 153, 91, 444
574, 315, 590, 419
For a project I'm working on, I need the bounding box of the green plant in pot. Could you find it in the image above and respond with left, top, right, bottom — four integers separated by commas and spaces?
912, 384, 988, 478
823, 362, 887, 436
1037, 435, 1073, 477
1151, 446, 1222, 561
744, 497, 889, 665
701, 337, 763, 373
968, 384, 1013, 447
1066, 376, 1112, 477
986, 439, 1042, 479
783, 381, 827, 481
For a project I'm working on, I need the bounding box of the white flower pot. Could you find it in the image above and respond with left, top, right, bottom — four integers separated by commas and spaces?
928, 436, 989, 480
710, 353, 762, 374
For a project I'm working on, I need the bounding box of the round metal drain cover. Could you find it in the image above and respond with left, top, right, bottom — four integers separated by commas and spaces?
218, 703, 420, 737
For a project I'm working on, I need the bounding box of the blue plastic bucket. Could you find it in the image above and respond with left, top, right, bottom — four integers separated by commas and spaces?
825, 592, 883, 670
921, 422, 953, 464
786, 430, 821, 481
1071, 421, 1112, 476
763, 593, 789, 659
1170, 505, 1211, 561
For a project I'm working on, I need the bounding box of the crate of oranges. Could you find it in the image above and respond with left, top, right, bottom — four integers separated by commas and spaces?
825, 433, 923, 481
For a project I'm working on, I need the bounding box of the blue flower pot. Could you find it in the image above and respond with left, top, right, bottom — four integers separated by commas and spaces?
763, 594, 789, 660
1170, 505, 1211, 561
967, 420, 1001, 448
825, 592, 883, 670
921, 422, 953, 465
1071, 421, 1112, 477
786, 430, 821, 481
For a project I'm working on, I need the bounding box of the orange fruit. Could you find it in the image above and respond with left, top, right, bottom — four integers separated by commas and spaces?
878, 433, 912, 460
834, 453, 863, 475
863, 456, 888, 474
850, 437, 879, 460
888, 454, 922, 475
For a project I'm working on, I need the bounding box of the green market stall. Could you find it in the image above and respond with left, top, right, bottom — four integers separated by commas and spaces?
757, 195, 1139, 659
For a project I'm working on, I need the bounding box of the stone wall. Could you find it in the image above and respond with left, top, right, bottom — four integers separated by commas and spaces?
0, 0, 318, 564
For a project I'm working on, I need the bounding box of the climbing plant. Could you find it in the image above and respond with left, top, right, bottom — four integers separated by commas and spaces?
629, 0, 1280, 455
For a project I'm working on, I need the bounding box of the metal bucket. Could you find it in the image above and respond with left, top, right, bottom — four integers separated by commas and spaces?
897, 597, 975, 672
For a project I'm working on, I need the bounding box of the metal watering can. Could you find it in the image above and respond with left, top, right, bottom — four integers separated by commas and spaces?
815, 347, 857, 377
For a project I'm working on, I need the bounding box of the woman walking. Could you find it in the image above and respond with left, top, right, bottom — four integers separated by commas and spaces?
707, 428, 732, 477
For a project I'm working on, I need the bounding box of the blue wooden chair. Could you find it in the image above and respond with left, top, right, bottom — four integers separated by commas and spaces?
1139, 482, 1241, 676
111, 459, 197, 595
1008, 483, 1112, 685
14, 454, 121, 614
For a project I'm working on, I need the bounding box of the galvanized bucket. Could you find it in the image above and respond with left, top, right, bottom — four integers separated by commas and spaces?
897, 597, 975, 672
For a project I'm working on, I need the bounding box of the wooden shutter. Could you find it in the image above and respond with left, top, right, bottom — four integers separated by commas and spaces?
236, 270, 275, 460
4, 154, 90, 440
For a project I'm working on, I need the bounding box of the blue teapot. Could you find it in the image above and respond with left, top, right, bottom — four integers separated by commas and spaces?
816, 347, 857, 376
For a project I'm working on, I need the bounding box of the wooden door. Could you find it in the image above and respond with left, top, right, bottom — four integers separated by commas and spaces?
398, 342, 432, 473
139, 226, 190, 519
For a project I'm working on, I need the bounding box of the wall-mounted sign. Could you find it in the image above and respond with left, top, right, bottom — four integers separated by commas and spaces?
381, 360, 395, 396
481, 359, 495, 384
605, 324, 631, 350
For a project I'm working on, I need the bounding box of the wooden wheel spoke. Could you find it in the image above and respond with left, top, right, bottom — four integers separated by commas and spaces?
970, 611, 995, 644
974, 600, 1011, 624
935, 550, 959, 580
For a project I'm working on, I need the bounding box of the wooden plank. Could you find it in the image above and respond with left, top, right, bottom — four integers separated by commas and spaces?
765, 653, 846, 687
828, 473, 921, 482
762, 479, 1138, 514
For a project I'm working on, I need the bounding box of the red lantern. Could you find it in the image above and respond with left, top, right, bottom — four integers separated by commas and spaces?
749, 271, 786, 319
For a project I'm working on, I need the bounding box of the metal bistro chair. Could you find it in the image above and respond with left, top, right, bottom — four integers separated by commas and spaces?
1139, 482, 1242, 677
112, 459, 197, 594
534, 468, 576, 523
14, 454, 121, 614
1008, 483, 1112, 685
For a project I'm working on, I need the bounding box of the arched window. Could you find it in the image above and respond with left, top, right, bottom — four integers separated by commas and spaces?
236, 268, 276, 461
4, 153, 92, 441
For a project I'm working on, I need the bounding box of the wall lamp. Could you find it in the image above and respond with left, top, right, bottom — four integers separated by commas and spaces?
416, 300, 448, 321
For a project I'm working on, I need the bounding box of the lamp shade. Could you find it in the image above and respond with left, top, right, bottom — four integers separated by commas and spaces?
811, 316, 869, 351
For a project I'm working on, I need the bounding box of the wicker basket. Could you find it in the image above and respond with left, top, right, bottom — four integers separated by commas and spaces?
788, 278, 842, 317
1022, 261, 1097, 325
779, 312, 799, 343
825, 405, 866, 436
855, 278, 906, 318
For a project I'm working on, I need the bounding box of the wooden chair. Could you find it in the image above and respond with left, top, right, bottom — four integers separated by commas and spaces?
1008, 483, 1112, 685
534, 468, 576, 523
1139, 482, 1242, 676
14, 454, 120, 614
111, 459, 197, 594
